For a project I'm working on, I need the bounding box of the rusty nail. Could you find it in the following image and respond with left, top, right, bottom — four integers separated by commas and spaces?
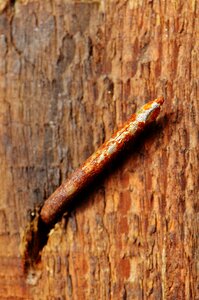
40, 97, 164, 225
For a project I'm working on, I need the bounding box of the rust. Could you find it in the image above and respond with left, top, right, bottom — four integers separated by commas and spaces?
40, 97, 164, 225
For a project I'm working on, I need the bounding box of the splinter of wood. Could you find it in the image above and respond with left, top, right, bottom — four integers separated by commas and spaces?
40, 97, 164, 225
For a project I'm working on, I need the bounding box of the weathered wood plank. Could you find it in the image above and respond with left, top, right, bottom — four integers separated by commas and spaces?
0, 0, 198, 299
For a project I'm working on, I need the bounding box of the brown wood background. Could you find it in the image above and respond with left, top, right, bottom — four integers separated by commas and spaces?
0, 0, 198, 299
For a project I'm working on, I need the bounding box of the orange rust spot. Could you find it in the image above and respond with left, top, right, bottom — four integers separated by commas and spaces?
143, 97, 164, 110
130, 113, 136, 122
118, 258, 130, 279
155, 96, 164, 105
143, 100, 154, 110
149, 107, 160, 122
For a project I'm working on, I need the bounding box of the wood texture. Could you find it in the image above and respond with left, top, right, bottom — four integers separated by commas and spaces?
0, 0, 198, 299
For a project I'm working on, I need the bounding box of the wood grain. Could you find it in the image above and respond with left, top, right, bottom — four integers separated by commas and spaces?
0, 0, 198, 299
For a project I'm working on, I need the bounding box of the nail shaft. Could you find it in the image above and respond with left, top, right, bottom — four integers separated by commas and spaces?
40, 97, 164, 224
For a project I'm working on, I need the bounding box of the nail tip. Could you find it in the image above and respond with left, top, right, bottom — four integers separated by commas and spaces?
155, 96, 164, 106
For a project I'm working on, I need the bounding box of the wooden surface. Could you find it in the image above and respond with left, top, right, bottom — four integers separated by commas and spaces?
0, 0, 198, 299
